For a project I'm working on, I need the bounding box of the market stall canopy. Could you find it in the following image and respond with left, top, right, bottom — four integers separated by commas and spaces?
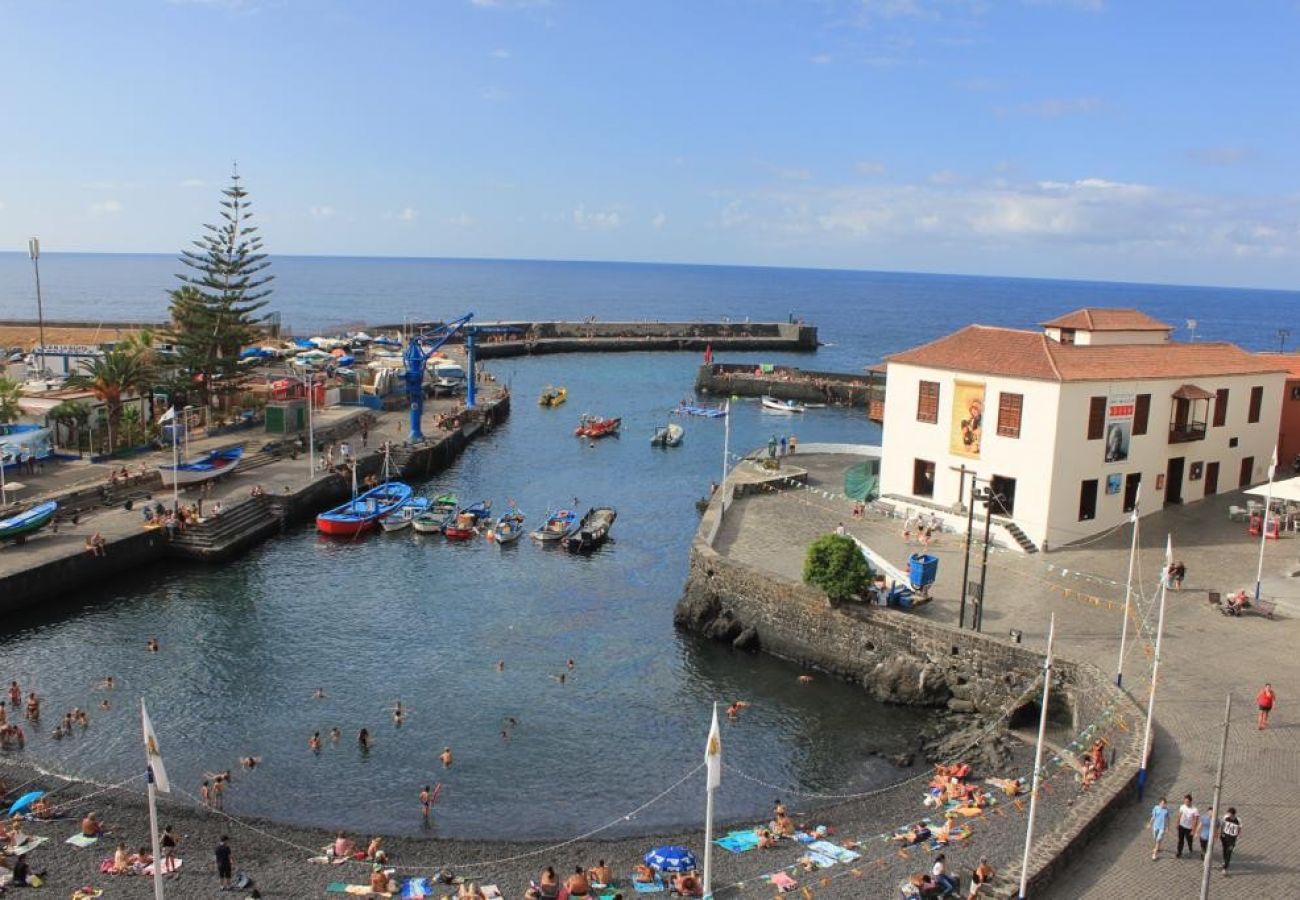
1245, 476, 1300, 504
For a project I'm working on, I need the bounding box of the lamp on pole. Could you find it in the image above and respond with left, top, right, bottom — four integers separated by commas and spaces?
1279, 328, 1291, 354
974, 487, 1000, 632
958, 472, 977, 629
28, 238, 46, 375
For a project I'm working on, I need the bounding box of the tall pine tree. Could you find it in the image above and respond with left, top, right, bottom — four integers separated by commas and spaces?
170, 167, 273, 408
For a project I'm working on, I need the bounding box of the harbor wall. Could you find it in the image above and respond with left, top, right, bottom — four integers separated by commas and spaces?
0, 529, 168, 616
676, 464, 1144, 898
695, 363, 883, 408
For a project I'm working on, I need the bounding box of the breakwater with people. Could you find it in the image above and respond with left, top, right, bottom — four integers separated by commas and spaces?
676, 448, 1146, 895
694, 362, 883, 411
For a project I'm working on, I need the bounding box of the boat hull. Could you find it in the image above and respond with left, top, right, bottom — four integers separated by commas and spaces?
531, 509, 578, 542
563, 507, 617, 553
0, 500, 58, 541
761, 396, 805, 413
316, 483, 414, 536
575, 417, 621, 438
157, 447, 244, 487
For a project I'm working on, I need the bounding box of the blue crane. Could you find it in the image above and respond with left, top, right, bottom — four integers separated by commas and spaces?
402, 315, 525, 441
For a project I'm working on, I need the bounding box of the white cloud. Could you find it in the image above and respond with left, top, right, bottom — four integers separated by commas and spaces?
572, 205, 622, 231
652, 212, 667, 230
310, 205, 336, 219
181, 178, 206, 188
88, 200, 122, 216
490, 48, 511, 59
997, 96, 1104, 118
855, 160, 887, 175
397, 207, 418, 222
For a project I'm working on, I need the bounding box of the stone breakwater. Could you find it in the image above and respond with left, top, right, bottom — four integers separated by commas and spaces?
675, 465, 1145, 896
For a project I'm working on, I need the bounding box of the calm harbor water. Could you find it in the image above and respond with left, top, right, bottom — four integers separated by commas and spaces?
1, 255, 1297, 838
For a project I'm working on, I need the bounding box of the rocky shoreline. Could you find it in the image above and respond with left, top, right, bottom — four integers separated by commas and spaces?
0, 738, 1078, 899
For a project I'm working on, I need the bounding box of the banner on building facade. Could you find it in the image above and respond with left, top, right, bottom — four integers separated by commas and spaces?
950, 380, 985, 458
1104, 394, 1135, 463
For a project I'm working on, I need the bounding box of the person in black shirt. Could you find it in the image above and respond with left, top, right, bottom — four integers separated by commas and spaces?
161, 824, 179, 873
1220, 808, 1241, 874
214, 835, 233, 890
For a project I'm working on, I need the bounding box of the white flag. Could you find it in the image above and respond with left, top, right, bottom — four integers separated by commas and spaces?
1269, 445, 1278, 478
158, 406, 176, 425
141, 700, 171, 794
1164, 534, 1173, 568
705, 705, 722, 791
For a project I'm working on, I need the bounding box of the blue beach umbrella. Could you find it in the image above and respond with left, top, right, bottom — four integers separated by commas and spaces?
8, 790, 44, 816
644, 845, 697, 873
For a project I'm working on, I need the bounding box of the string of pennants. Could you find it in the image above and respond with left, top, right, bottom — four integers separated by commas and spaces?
709, 706, 1131, 898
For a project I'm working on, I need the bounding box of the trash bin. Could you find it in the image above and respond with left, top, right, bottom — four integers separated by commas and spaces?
908, 553, 939, 590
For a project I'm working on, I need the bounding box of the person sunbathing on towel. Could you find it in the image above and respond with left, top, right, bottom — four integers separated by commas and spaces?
111, 841, 130, 874
893, 823, 933, 845
81, 812, 104, 838
587, 860, 612, 886
331, 831, 354, 860
931, 815, 956, 843
758, 828, 778, 849
369, 864, 394, 894
674, 871, 703, 897
458, 882, 486, 900
633, 864, 656, 883
565, 866, 592, 898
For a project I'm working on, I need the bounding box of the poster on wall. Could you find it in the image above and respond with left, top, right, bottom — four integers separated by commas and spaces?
1104, 394, 1135, 463
950, 380, 985, 458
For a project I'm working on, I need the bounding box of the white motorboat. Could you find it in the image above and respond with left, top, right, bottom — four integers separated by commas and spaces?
761, 396, 806, 413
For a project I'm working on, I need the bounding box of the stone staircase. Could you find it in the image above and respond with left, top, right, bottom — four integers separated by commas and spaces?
166, 496, 282, 561
1000, 520, 1039, 554
232, 446, 282, 474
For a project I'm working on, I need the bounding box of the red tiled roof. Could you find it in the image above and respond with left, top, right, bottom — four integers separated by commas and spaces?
1256, 353, 1300, 380
1039, 308, 1173, 331
887, 325, 1288, 382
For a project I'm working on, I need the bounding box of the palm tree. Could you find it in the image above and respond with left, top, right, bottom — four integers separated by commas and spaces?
65, 344, 155, 452
0, 376, 21, 425
47, 399, 90, 454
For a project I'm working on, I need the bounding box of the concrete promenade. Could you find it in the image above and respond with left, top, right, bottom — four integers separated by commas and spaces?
715, 452, 1299, 897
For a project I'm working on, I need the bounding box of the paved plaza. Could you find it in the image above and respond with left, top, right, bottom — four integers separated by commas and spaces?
716, 453, 1299, 898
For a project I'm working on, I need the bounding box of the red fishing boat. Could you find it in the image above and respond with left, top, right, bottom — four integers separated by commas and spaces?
574, 415, 622, 439
443, 511, 480, 541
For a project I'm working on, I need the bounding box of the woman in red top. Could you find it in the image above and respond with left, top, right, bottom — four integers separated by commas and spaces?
1257, 683, 1276, 730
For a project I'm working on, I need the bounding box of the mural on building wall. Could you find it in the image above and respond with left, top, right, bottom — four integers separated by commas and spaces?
1104, 394, 1135, 463
950, 380, 985, 458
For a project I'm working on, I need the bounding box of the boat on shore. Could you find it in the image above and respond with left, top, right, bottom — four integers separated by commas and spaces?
157, 446, 244, 487
539, 386, 568, 407
316, 482, 414, 537
575, 415, 621, 438
761, 396, 806, 414
532, 508, 578, 543
563, 506, 617, 553
488, 510, 526, 545
0, 500, 58, 543
380, 497, 431, 532
650, 422, 684, 448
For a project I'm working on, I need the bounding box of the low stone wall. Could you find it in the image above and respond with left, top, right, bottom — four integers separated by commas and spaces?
678, 463, 1144, 897
0, 529, 168, 616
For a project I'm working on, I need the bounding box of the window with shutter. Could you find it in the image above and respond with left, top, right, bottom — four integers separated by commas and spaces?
996, 393, 1023, 438
1213, 389, 1229, 427
1248, 386, 1263, 424
1087, 396, 1106, 440
917, 381, 940, 424
1133, 394, 1150, 436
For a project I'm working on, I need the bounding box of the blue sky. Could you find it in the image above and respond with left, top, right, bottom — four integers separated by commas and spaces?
1, 0, 1297, 287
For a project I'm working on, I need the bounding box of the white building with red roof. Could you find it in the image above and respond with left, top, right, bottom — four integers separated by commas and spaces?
879, 308, 1286, 551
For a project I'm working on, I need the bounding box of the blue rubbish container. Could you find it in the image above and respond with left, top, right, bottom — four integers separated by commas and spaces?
908, 553, 939, 590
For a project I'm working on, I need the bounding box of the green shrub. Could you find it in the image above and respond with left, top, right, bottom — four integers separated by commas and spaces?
803, 533, 873, 602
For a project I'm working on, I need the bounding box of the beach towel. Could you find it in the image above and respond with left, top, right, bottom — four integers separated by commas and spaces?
66, 833, 99, 847
631, 877, 664, 893
326, 885, 390, 898
72, 890, 104, 900
809, 841, 860, 863
311, 855, 350, 865
798, 851, 837, 870
142, 858, 184, 876
793, 831, 815, 844
481, 884, 503, 900
401, 878, 432, 899
715, 830, 760, 853
4, 835, 49, 856
764, 872, 798, 893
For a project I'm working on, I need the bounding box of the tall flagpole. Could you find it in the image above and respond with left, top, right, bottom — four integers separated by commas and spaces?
1017, 613, 1055, 900
141, 701, 166, 900
703, 702, 721, 900
170, 417, 179, 512
1116, 486, 1140, 687
721, 402, 730, 485
1254, 447, 1277, 600
1199, 693, 1232, 900
1138, 534, 1172, 800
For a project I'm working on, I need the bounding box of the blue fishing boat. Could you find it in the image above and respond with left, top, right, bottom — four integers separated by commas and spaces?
316, 482, 413, 537
157, 446, 244, 487
531, 508, 578, 543
488, 510, 526, 545
0, 500, 58, 542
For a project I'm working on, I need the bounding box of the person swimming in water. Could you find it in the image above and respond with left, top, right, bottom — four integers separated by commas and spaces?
439, 747, 453, 768
240, 755, 260, 770
392, 702, 405, 727
496, 660, 505, 672
309, 732, 322, 752
146, 638, 160, 652
313, 688, 326, 700
358, 729, 372, 751
329, 727, 341, 743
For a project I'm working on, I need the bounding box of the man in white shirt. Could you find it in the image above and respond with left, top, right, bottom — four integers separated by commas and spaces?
1176, 794, 1200, 858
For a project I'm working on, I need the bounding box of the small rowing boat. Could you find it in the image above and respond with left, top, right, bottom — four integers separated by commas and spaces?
488, 510, 526, 545
650, 422, 684, 448
760, 396, 806, 414
674, 404, 727, 418
157, 446, 243, 487
0, 500, 58, 543
563, 506, 617, 554
380, 497, 431, 532
539, 386, 568, 407
412, 493, 457, 534
532, 508, 578, 543
443, 511, 480, 541
316, 482, 413, 537
575, 415, 621, 438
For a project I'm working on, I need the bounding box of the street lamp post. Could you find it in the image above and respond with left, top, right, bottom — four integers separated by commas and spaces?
974, 489, 997, 631
28, 238, 46, 375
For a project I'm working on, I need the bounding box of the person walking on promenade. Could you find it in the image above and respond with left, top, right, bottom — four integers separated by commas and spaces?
1149, 797, 1170, 860
1176, 794, 1199, 858
1257, 683, 1276, 729
214, 835, 233, 891
1198, 805, 1213, 858
1220, 808, 1241, 874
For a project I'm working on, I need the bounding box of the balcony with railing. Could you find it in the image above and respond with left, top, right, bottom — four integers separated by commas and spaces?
1169, 385, 1212, 444
1169, 420, 1207, 443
